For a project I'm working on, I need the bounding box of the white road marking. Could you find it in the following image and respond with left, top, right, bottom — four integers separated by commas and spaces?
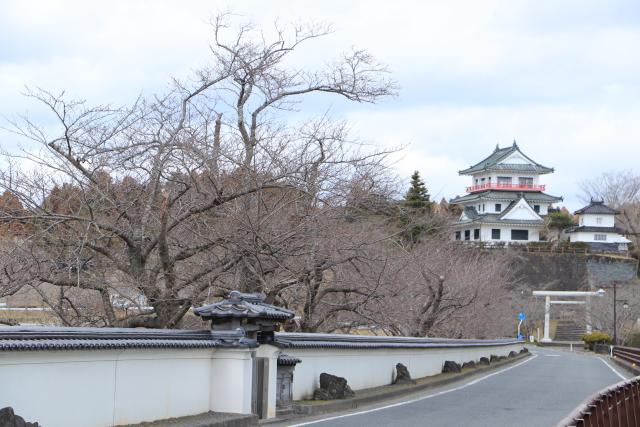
288, 354, 539, 427
599, 357, 627, 380
544, 354, 561, 357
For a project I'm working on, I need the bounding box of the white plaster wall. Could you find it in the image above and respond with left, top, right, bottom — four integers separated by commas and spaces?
479, 225, 540, 243
580, 214, 615, 228
0, 347, 253, 427
536, 203, 549, 215
571, 231, 630, 243
284, 343, 524, 400
471, 172, 541, 186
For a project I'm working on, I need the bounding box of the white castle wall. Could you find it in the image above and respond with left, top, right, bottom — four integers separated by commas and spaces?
0, 347, 253, 427
267, 342, 524, 401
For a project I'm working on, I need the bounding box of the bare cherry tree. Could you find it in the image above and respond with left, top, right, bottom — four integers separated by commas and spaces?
0, 14, 396, 328
348, 232, 518, 338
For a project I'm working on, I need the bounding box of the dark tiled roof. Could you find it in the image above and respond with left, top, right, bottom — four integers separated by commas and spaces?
463, 206, 479, 219
450, 191, 562, 204
274, 333, 520, 350
456, 213, 543, 226
459, 143, 553, 175
0, 326, 257, 351
574, 200, 619, 215
277, 354, 301, 366
566, 226, 627, 234
194, 291, 295, 322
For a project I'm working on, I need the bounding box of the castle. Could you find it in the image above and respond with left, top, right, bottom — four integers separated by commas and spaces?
450, 142, 562, 243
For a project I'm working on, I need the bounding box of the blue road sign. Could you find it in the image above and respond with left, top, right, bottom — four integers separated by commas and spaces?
518, 312, 526, 321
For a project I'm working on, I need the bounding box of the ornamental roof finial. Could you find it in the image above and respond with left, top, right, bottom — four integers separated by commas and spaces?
513, 139, 518, 148
494, 143, 499, 151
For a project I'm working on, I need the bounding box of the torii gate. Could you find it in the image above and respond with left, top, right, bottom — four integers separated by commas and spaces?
532, 289, 605, 342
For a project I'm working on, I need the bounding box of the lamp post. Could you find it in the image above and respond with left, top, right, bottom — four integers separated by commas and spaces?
612, 281, 630, 346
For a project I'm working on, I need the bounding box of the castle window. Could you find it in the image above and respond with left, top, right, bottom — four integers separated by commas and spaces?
533, 205, 540, 213
455, 231, 461, 240
519, 177, 533, 186
495, 203, 501, 212
511, 229, 529, 240
474, 229, 480, 239
497, 176, 512, 185
464, 230, 470, 240
491, 229, 501, 239
596, 217, 602, 224
594, 234, 607, 241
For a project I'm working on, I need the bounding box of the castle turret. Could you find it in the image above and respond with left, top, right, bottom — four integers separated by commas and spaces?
565, 200, 631, 252
450, 142, 562, 243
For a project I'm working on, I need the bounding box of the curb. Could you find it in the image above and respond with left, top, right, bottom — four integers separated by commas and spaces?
122, 412, 258, 427
268, 350, 530, 422
609, 355, 640, 376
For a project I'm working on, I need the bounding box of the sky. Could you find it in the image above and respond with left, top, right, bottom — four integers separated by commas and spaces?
1, 0, 639, 209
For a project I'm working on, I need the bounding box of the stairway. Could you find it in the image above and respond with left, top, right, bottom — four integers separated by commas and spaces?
554, 320, 585, 342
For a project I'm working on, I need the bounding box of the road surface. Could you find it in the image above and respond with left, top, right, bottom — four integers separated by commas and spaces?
281, 347, 629, 427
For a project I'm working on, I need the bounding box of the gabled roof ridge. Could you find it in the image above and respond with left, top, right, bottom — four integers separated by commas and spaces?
574, 199, 619, 215
498, 195, 542, 221
459, 143, 553, 175
450, 190, 563, 204
458, 145, 515, 175
498, 200, 517, 219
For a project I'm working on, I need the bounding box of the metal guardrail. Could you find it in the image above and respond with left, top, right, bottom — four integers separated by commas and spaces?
613, 346, 640, 366
558, 376, 640, 426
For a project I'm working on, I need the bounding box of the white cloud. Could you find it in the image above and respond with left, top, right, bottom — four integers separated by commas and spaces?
347, 105, 640, 210
0, 0, 639, 210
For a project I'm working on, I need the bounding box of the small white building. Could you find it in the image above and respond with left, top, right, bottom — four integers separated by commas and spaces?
450, 142, 562, 243
565, 200, 631, 252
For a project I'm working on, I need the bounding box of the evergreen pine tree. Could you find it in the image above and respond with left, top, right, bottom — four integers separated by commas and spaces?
404, 171, 430, 208
397, 171, 435, 245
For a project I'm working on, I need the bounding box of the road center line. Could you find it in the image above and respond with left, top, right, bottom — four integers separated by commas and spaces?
598, 357, 627, 380
289, 353, 539, 427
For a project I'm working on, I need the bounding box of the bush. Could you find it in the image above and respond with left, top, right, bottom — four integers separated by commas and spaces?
582, 331, 612, 350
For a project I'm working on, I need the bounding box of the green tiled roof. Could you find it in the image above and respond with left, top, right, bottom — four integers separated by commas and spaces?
450, 191, 563, 204
456, 195, 544, 226
455, 214, 544, 226
459, 142, 553, 175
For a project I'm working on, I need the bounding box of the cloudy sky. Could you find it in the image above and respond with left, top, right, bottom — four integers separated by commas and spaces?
1, 0, 639, 209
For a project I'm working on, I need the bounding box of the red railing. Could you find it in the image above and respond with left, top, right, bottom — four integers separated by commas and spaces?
465, 183, 546, 193
558, 376, 640, 426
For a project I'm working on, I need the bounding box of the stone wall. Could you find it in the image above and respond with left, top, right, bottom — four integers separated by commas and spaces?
516, 253, 638, 291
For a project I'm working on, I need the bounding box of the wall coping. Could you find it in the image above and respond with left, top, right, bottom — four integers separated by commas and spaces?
0, 326, 257, 351
274, 332, 522, 350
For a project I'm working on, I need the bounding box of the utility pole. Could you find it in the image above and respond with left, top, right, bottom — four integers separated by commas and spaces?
613, 281, 617, 346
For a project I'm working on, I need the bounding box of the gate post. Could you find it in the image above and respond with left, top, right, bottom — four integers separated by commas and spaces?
542, 295, 552, 342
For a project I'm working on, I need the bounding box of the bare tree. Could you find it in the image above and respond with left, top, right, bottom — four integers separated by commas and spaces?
589, 283, 640, 344
580, 171, 640, 259
349, 233, 517, 338
0, 15, 396, 328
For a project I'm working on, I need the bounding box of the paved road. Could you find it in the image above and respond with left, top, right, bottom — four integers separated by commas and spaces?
283, 348, 629, 427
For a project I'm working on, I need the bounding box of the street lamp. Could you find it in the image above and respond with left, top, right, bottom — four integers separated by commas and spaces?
610, 281, 630, 346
